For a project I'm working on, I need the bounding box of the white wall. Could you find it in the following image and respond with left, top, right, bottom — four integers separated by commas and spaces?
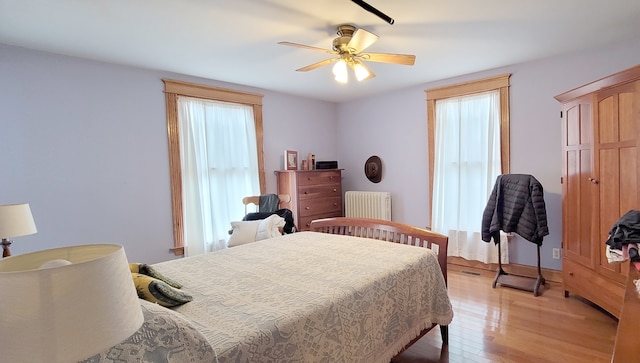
0, 44, 337, 263
337, 37, 640, 270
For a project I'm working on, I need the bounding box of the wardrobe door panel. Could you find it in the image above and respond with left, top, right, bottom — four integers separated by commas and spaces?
595, 84, 639, 283
562, 99, 596, 268
598, 96, 616, 143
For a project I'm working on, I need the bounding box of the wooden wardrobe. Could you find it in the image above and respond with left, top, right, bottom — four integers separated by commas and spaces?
555, 64, 640, 318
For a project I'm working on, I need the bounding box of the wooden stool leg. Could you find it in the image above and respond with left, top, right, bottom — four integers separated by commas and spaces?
492, 231, 506, 288
533, 243, 546, 296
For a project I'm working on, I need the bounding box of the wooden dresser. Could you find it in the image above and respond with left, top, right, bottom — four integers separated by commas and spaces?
275, 169, 343, 231
555, 64, 640, 317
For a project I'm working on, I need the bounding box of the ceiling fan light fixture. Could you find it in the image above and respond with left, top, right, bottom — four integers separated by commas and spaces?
333, 59, 348, 83
353, 61, 370, 81
279, 24, 414, 82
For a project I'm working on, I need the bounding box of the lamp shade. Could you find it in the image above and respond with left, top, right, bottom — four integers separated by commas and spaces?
332, 59, 348, 84
0, 244, 144, 362
0, 203, 37, 239
353, 61, 371, 81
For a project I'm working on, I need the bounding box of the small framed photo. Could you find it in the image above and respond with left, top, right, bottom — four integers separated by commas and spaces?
284, 150, 298, 170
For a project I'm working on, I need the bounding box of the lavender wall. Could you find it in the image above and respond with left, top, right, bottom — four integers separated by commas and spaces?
337, 37, 640, 270
2, 37, 639, 269
0, 44, 338, 263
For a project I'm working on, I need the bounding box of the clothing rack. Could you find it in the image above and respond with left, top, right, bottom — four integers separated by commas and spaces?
482, 174, 549, 297
491, 231, 545, 296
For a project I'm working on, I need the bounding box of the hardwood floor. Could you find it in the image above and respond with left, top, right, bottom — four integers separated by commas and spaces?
393, 264, 618, 363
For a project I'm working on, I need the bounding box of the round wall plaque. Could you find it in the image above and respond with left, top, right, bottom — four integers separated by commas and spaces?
364, 155, 382, 183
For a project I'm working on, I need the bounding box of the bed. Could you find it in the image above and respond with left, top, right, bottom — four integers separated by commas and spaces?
90, 217, 453, 363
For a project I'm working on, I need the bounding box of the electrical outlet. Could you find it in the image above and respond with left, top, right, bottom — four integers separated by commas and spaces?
552, 248, 561, 259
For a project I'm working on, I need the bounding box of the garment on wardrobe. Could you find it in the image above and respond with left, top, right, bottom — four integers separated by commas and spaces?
605, 210, 640, 250
606, 245, 625, 263
604, 210, 640, 272
481, 174, 549, 245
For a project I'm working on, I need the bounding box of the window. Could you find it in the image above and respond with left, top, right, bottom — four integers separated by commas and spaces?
164, 80, 265, 256
426, 74, 510, 263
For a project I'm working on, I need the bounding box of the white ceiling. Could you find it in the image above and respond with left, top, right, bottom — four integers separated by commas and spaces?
1, 0, 639, 103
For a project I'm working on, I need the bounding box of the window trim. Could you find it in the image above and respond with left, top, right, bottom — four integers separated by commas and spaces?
425, 74, 511, 223
163, 79, 265, 255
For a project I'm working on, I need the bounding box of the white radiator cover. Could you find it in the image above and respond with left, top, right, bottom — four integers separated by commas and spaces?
344, 191, 391, 220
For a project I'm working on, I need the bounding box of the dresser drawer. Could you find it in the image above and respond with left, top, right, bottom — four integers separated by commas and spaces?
297, 170, 341, 186
299, 184, 341, 200
299, 196, 342, 217
299, 212, 342, 231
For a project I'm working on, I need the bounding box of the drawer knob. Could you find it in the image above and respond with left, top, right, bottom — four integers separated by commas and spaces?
333, 188, 337, 192
304, 191, 308, 194
305, 206, 310, 210
568, 272, 574, 276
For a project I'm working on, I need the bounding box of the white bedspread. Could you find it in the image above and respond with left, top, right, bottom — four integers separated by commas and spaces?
153, 231, 453, 363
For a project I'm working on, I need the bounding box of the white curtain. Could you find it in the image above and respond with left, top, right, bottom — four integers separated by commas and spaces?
178, 96, 260, 256
431, 90, 507, 264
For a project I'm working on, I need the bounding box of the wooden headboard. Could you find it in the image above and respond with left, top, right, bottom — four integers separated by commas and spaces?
309, 217, 449, 285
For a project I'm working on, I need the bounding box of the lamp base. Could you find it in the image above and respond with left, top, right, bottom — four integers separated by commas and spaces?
1, 238, 12, 258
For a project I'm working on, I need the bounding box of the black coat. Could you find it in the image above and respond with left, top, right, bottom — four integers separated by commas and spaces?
481, 174, 549, 245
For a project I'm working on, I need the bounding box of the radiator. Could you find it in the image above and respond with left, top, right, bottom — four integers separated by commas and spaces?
344, 191, 392, 220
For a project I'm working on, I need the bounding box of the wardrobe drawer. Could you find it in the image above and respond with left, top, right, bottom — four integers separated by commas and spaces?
563, 258, 624, 318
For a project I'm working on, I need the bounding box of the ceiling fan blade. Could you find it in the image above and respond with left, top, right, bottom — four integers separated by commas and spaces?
296, 58, 338, 72
367, 70, 376, 80
278, 41, 337, 54
347, 28, 379, 53
358, 52, 416, 65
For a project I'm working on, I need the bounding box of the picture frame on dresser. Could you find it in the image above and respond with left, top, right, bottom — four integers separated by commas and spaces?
284, 150, 298, 170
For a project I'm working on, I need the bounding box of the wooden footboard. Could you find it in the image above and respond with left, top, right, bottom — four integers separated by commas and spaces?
309, 217, 449, 348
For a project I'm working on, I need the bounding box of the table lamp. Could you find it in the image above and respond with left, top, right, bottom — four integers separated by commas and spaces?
0, 203, 37, 257
0, 244, 144, 362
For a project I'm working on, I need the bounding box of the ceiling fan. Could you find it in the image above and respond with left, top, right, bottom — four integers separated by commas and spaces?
278, 24, 416, 83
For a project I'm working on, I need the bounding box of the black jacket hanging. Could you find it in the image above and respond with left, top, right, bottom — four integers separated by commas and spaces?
481, 174, 549, 245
